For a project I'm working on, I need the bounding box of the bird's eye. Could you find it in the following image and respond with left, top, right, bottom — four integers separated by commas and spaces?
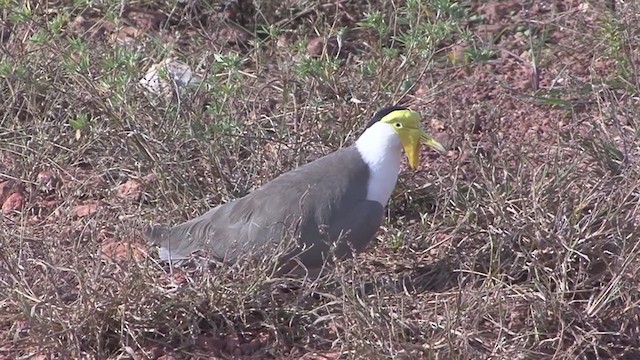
394, 123, 402, 128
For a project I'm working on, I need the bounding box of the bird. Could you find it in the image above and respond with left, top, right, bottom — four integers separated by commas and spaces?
145, 105, 446, 274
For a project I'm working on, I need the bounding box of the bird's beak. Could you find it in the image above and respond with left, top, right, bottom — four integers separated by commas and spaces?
404, 129, 446, 169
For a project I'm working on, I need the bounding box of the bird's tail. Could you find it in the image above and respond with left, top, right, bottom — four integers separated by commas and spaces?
143, 224, 195, 262
143, 224, 170, 245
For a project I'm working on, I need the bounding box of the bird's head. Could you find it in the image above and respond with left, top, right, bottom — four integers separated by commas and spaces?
366, 106, 446, 169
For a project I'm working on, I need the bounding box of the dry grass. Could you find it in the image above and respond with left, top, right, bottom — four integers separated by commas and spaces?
2, 0, 640, 359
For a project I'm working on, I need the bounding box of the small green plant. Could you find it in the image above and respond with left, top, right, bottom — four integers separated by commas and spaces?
357, 10, 388, 36
72, 0, 92, 9
388, 232, 404, 251
8, 1, 33, 22
102, 47, 138, 72
30, 29, 50, 45
381, 47, 400, 59
360, 59, 377, 78
431, 0, 467, 20
258, 23, 281, 41
294, 57, 341, 79
64, 37, 91, 74
211, 115, 240, 134
213, 53, 246, 73
465, 46, 496, 64
600, 16, 636, 93
69, 113, 91, 139
0, 59, 13, 78
48, 13, 68, 35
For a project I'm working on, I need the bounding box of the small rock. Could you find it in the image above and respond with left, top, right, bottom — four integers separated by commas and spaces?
0, 180, 16, 204
116, 179, 142, 202
114, 26, 142, 46
276, 34, 291, 49
171, 271, 188, 285
36, 170, 58, 194
68, 15, 115, 39
160, 269, 189, 287
2, 191, 25, 215
100, 239, 146, 262
142, 173, 157, 183
218, 24, 251, 46
125, 10, 167, 30
139, 58, 201, 97
74, 202, 99, 218
413, 84, 430, 98
307, 36, 340, 58
307, 37, 324, 56
430, 119, 446, 131
478, 1, 522, 22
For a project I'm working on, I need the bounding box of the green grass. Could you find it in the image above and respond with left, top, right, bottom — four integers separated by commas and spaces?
2, 0, 640, 359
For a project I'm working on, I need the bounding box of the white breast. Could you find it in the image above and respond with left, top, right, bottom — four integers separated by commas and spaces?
355, 122, 403, 205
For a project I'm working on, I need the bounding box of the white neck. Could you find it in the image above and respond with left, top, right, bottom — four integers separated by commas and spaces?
355, 122, 402, 205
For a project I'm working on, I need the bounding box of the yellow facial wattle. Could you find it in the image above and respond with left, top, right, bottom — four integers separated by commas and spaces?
380, 109, 446, 169
400, 131, 421, 169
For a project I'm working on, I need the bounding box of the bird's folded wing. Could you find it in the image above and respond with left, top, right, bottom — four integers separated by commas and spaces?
287, 199, 385, 270
144, 196, 295, 263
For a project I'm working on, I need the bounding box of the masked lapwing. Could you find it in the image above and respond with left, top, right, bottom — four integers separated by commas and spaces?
145, 106, 445, 273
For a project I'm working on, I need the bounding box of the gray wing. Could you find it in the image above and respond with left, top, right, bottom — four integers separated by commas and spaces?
145, 146, 385, 268
145, 195, 291, 263
287, 199, 384, 270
